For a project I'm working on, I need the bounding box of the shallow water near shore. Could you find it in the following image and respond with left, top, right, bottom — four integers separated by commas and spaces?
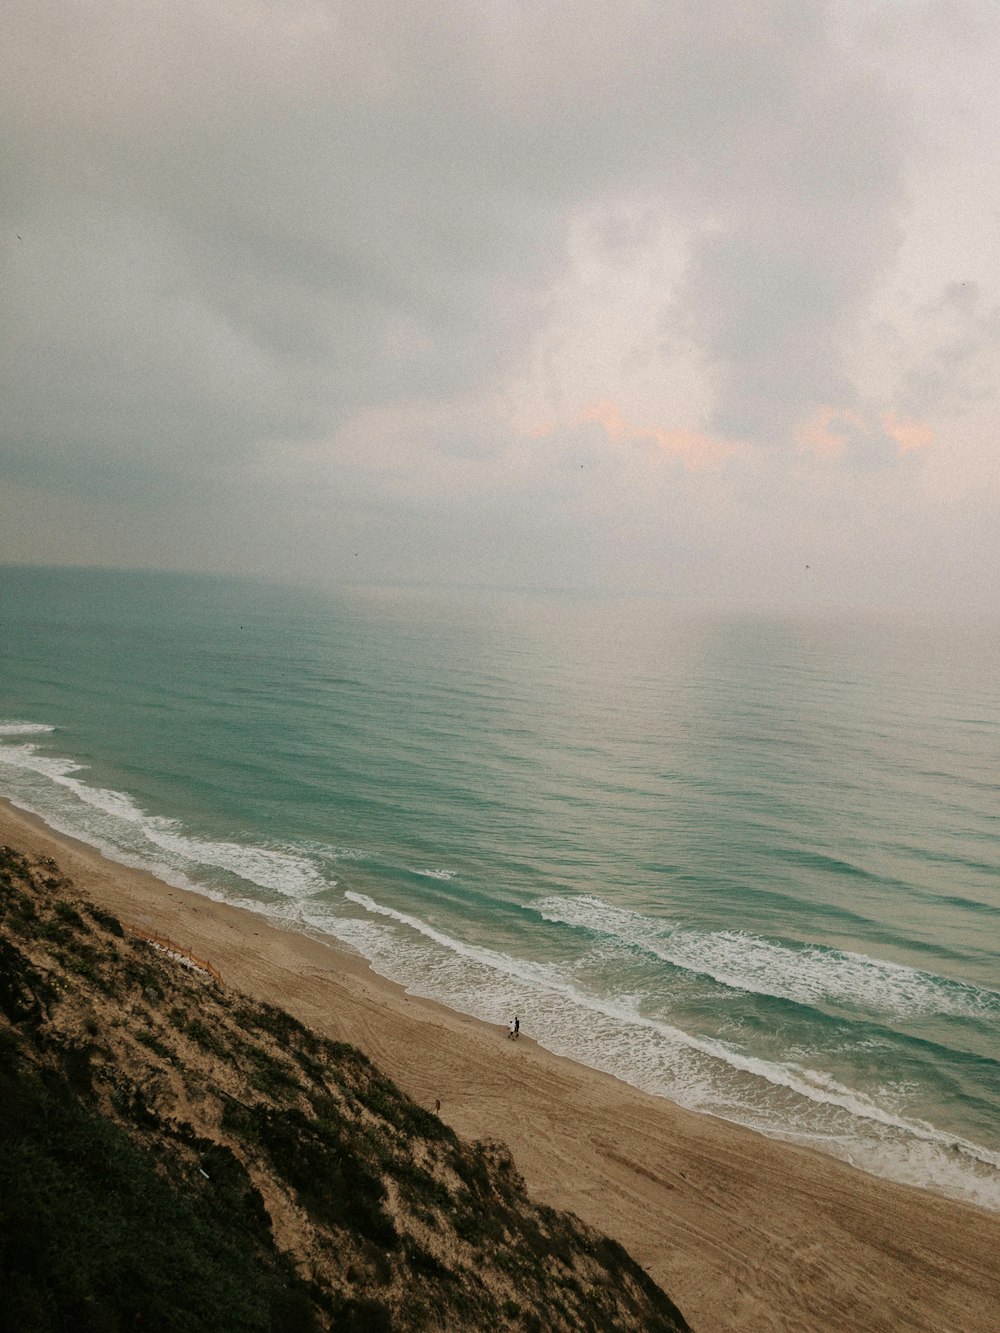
1, 564, 998, 1210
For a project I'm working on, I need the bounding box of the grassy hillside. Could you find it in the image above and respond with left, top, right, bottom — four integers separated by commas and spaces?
0, 844, 690, 1332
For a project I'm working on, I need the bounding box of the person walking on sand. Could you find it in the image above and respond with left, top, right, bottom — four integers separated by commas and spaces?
507, 1018, 516, 1039
514, 1014, 520, 1039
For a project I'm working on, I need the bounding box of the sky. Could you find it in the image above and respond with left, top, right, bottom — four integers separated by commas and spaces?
3, 0, 999, 610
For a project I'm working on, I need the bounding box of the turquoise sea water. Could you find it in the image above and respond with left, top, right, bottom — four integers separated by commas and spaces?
1, 565, 998, 1210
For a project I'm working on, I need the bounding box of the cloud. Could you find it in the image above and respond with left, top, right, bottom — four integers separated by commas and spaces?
674, 62, 908, 441
899, 283, 1000, 419
1, 2, 998, 606
3, 3, 570, 483
881, 412, 932, 457
795, 406, 933, 466
1, 3, 911, 467
578, 400, 747, 469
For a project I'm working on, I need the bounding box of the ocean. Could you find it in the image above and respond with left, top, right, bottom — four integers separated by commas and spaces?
1, 564, 998, 1211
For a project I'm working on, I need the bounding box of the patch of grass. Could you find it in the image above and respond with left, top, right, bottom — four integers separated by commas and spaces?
33, 916, 74, 946
136, 1029, 173, 1060
170, 1011, 231, 1059
122, 948, 167, 993
53, 900, 85, 930
246, 1046, 302, 1096
0, 937, 56, 1030
84, 903, 124, 937
5, 893, 37, 932
359, 1069, 455, 1143
0, 1049, 319, 1332
235, 999, 308, 1047
52, 1037, 96, 1094
61, 949, 104, 988
403, 1238, 454, 1282
327, 1295, 395, 1332
392, 1159, 453, 1210
251, 1103, 399, 1249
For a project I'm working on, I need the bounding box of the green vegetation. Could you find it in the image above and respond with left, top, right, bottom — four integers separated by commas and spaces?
0, 843, 690, 1331
0, 1039, 320, 1332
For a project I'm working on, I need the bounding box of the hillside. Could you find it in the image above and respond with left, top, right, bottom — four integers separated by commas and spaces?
0, 843, 690, 1332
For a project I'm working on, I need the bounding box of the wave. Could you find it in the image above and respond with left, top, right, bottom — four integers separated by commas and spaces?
341, 894, 992, 1146
527, 894, 1000, 1022
773, 846, 886, 882
332, 889, 1000, 1210
0, 725, 327, 900
3, 720, 998, 1211
141, 825, 329, 898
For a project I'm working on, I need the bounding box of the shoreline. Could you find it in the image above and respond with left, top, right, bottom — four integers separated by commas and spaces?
3, 797, 999, 1333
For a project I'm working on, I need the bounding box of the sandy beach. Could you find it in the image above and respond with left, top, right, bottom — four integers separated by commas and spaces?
3, 798, 998, 1333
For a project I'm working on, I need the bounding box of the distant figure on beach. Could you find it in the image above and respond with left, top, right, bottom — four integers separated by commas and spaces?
514, 1015, 519, 1038
507, 1019, 516, 1039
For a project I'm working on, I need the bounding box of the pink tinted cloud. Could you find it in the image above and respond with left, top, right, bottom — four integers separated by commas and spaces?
795, 406, 870, 457
882, 412, 934, 455
795, 406, 934, 459
578, 400, 746, 468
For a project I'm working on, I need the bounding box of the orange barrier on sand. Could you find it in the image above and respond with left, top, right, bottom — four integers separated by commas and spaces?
130, 925, 223, 986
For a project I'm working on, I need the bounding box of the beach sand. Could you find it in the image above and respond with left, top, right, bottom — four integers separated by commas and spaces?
3, 799, 997, 1333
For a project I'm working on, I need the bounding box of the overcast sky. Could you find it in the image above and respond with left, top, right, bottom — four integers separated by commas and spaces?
3, 1, 998, 609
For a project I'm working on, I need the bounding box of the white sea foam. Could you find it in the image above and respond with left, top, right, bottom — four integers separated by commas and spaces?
141, 824, 326, 897
3, 724, 998, 1211
0, 738, 149, 822
0, 722, 56, 735
344, 890, 612, 1003
0, 731, 326, 899
0, 742, 84, 782
340, 890, 1000, 1195
409, 867, 458, 881
528, 894, 1000, 1020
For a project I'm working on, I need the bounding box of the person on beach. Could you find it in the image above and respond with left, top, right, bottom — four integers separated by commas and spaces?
514, 1015, 519, 1038
507, 1019, 516, 1039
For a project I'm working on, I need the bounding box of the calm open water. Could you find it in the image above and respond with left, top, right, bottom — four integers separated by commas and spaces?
1, 565, 998, 1209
